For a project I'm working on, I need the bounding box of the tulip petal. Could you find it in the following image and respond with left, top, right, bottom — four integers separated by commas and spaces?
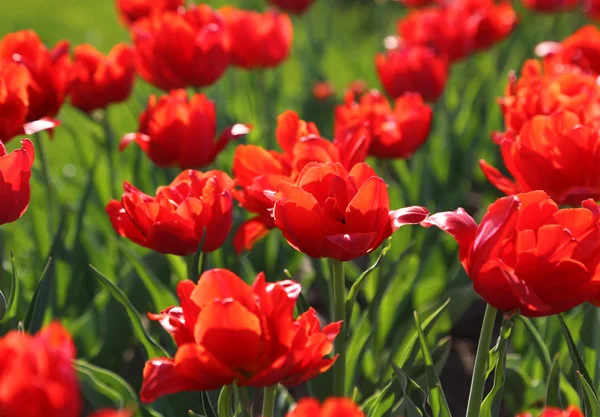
390, 206, 430, 231
119, 132, 151, 152
193, 300, 264, 373
22, 117, 60, 135
191, 268, 255, 310
479, 159, 521, 196
233, 214, 275, 254
148, 306, 194, 346
421, 207, 477, 266
273, 198, 325, 258
140, 357, 214, 403
498, 263, 551, 314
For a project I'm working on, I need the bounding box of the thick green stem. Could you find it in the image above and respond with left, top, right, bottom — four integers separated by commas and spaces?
33, 132, 54, 226
186, 253, 200, 281
466, 303, 498, 417
330, 258, 346, 397
262, 385, 277, 417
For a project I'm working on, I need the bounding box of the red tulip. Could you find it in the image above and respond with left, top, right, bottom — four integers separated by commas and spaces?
286, 398, 364, 417
115, 0, 184, 25
0, 62, 57, 142
313, 82, 335, 101
0, 139, 34, 225
537, 26, 600, 76
423, 191, 600, 317
335, 90, 432, 159
481, 110, 600, 206
232, 111, 371, 253
582, 0, 600, 20
497, 59, 600, 136
106, 170, 234, 255
69, 43, 135, 113
267, 0, 316, 14
375, 44, 448, 102
0, 30, 70, 122
346, 79, 367, 96
131, 5, 230, 90
398, 1, 517, 62
516, 406, 583, 417
221, 8, 293, 69
271, 161, 428, 261
521, 0, 577, 11
140, 269, 340, 402
120, 90, 249, 170
0, 322, 80, 417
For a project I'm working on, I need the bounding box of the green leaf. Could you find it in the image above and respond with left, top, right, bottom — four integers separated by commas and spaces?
118, 242, 177, 311
391, 362, 429, 417
558, 315, 596, 394
90, 265, 168, 359
546, 355, 563, 409
345, 239, 394, 320
23, 257, 53, 333
398, 298, 451, 368
413, 311, 452, 417
518, 316, 552, 375
218, 386, 233, 417
202, 390, 217, 417
578, 371, 600, 417
481, 316, 514, 417
0, 252, 20, 323
189, 411, 206, 417
75, 359, 138, 410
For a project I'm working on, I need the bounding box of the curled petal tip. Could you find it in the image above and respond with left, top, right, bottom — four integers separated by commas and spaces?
534, 41, 562, 58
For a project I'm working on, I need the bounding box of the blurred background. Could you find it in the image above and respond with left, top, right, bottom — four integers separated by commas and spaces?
0, 1, 594, 416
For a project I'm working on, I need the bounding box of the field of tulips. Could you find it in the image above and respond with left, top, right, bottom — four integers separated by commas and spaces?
4, 0, 600, 416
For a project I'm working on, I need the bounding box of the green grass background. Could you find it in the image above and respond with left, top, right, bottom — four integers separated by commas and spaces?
0, 1, 597, 416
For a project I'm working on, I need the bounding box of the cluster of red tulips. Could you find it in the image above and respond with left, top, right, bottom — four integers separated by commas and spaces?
2, 0, 600, 416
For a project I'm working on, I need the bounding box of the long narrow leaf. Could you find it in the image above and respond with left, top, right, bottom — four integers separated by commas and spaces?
546, 355, 563, 409
481, 316, 514, 417
90, 265, 168, 359
218, 386, 233, 417
391, 362, 429, 417
414, 312, 452, 417
578, 372, 600, 417
1, 252, 21, 323
23, 257, 53, 333
518, 316, 552, 374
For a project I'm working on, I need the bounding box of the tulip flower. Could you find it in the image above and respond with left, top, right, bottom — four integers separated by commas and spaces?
423, 191, 600, 317
286, 398, 364, 417
0, 62, 57, 142
582, 0, 600, 20
271, 161, 428, 261
115, 0, 184, 25
0, 30, 70, 122
516, 406, 583, 417
131, 5, 230, 90
521, 0, 577, 11
313, 82, 335, 101
267, 0, 315, 14
0, 139, 34, 226
69, 43, 135, 113
232, 111, 371, 253
481, 110, 600, 206
221, 8, 293, 69
106, 170, 234, 255
140, 269, 340, 402
497, 59, 600, 136
536, 26, 600, 76
398, 1, 517, 62
335, 90, 432, 159
0, 322, 80, 417
375, 44, 448, 102
119, 90, 249, 170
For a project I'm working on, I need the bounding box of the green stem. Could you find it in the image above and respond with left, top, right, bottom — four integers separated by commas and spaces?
100, 111, 118, 199
466, 303, 498, 417
234, 384, 251, 417
262, 386, 277, 417
330, 258, 346, 397
186, 253, 200, 281
33, 132, 54, 226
